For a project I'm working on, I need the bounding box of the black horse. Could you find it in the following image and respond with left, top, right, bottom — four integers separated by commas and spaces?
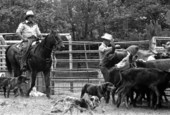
5, 30, 64, 98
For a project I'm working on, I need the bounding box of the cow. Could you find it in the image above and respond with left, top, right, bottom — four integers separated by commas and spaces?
116, 68, 170, 109
134, 59, 170, 71
134, 50, 169, 61
116, 57, 170, 72
116, 58, 170, 103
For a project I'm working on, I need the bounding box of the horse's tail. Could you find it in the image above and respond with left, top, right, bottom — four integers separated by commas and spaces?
5, 46, 12, 74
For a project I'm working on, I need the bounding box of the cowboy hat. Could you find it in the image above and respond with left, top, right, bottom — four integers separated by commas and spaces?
101, 33, 113, 41
25, 10, 34, 19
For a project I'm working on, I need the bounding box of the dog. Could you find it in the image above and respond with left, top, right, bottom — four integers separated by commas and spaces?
0, 75, 29, 98
51, 96, 100, 115
80, 82, 114, 103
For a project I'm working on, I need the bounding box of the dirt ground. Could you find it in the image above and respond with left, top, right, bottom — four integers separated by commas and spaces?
0, 91, 170, 115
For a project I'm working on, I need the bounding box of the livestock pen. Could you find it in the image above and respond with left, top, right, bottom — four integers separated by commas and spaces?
2, 33, 170, 96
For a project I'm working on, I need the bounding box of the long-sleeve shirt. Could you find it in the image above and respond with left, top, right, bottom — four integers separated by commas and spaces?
16, 21, 41, 39
98, 42, 112, 63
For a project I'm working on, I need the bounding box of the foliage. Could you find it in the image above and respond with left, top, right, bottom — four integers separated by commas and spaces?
0, 0, 170, 41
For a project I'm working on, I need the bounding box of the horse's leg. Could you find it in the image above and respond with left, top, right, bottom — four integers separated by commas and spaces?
43, 70, 51, 98
26, 71, 37, 97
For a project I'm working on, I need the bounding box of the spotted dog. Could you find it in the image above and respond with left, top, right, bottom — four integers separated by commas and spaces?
51, 96, 100, 115
0, 75, 29, 97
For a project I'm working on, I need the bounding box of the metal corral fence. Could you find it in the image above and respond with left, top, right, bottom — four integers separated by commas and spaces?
2, 33, 167, 95
50, 39, 150, 94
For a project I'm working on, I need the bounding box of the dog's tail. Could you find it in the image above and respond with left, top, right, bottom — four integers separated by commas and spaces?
80, 84, 89, 98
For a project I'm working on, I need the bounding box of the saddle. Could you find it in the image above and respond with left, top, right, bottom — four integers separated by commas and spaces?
15, 41, 40, 59
16, 40, 39, 50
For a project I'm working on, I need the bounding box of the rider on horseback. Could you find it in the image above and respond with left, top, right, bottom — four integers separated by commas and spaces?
16, 10, 42, 71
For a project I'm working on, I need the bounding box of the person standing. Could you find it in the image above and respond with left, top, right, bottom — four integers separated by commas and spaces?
98, 33, 115, 82
98, 33, 114, 63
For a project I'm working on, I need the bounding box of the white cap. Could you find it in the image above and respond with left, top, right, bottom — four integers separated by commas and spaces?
101, 33, 113, 41
26, 10, 34, 16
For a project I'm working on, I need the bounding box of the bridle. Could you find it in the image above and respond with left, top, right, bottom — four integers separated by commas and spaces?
43, 34, 61, 51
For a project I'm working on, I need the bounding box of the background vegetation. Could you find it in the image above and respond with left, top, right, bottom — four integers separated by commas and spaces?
1, 0, 170, 41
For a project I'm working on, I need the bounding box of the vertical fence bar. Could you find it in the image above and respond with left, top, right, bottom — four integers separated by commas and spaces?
68, 35, 73, 70
84, 43, 89, 69
70, 81, 73, 92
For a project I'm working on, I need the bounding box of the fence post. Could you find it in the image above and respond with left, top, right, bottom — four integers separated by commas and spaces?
70, 81, 73, 92
67, 35, 73, 70
0, 35, 6, 71
84, 43, 89, 69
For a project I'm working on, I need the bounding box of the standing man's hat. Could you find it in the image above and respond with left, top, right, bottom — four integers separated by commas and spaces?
101, 33, 113, 41
25, 10, 34, 19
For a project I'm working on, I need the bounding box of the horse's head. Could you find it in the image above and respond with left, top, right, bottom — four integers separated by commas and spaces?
45, 30, 65, 51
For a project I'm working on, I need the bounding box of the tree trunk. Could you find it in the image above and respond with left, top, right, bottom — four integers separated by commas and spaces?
84, 0, 91, 40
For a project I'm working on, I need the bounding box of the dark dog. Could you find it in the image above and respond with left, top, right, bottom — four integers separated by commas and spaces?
80, 82, 114, 103
0, 75, 29, 98
51, 96, 100, 115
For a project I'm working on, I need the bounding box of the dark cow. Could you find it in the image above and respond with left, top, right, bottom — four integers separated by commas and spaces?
116, 68, 170, 109
134, 59, 170, 102
116, 58, 170, 103
116, 56, 170, 72
134, 59, 170, 71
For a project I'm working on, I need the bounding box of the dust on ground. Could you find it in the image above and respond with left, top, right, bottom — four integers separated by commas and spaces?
0, 91, 170, 115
